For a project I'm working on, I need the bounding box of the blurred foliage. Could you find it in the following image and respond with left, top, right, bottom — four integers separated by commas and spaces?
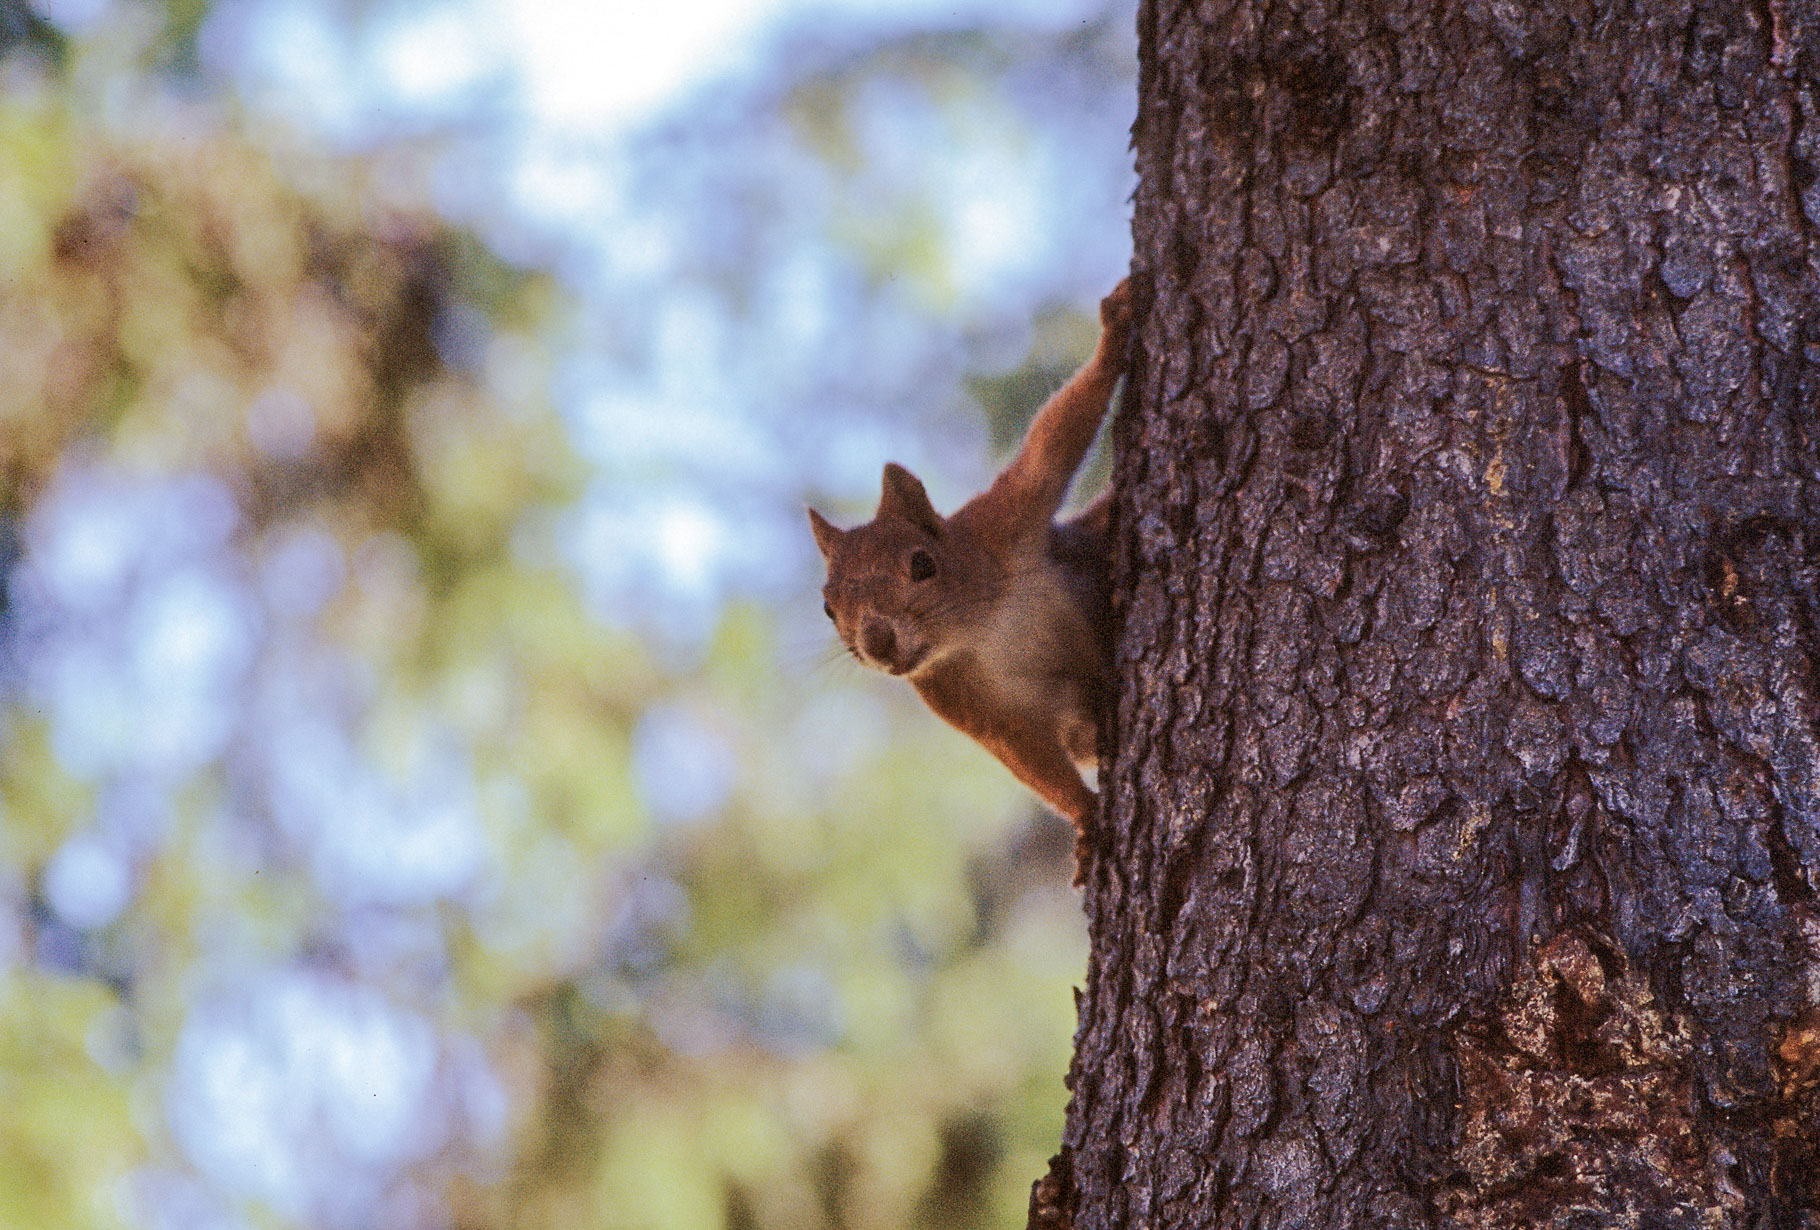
0, 0, 63, 67
0, 971, 136, 1230
0, 6, 1117, 1229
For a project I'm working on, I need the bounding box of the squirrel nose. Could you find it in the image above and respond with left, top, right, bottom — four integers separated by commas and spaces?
859, 618, 897, 664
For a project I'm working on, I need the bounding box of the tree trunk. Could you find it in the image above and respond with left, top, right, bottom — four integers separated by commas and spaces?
1036, 1, 1820, 1226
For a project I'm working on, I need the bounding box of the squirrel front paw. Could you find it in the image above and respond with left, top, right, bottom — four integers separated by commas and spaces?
1097, 276, 1134, 370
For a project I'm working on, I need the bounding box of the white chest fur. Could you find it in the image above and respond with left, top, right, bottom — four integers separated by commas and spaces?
972, 553, 1098, 773
979, 559, 1077, 683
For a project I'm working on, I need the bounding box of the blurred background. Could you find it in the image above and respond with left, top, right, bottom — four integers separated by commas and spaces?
0, 0, 1135, 1225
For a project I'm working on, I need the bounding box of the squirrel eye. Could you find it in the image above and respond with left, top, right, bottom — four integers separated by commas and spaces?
822, 601, 835, 620
908, 549, 936, 582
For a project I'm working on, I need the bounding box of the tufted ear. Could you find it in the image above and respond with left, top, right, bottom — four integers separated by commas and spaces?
878, 463, 943, 535
806, 507, 844, 561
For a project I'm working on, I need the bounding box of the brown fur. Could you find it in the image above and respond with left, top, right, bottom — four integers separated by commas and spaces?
808, 279, 1132, 878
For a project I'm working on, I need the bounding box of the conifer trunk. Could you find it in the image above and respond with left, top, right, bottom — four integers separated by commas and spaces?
1037, 1, 1820, 1225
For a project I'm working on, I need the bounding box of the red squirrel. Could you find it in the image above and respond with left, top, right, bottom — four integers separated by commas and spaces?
808, 278, 1132, 872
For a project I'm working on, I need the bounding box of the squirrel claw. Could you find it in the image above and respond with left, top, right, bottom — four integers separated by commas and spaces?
1070, 821, 1096, 888
1097, 276, 1134, 368
1100, 276, 1132, 328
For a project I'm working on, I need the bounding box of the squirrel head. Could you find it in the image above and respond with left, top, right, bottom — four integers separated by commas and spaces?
808, 463, 990, 677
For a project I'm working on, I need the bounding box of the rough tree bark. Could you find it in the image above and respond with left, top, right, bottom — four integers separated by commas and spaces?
1034, 1, 1820, 1226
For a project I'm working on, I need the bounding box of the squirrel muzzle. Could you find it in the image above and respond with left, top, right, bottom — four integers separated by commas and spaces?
858, 616, 928, 676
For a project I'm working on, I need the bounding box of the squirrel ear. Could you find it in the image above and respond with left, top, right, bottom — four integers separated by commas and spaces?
806, 507, 844, 560
878, 463, 943, 534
